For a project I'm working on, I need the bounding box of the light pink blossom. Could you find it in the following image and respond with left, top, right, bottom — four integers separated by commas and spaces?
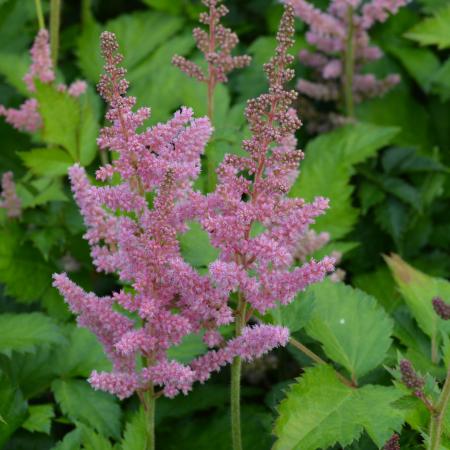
0, 172, 21, 218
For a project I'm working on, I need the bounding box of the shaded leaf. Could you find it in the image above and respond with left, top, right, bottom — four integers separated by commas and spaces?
22, 404, 54, 434
52, 379, 121, 439
289, 123, 398, 239
0, 313, 61, 355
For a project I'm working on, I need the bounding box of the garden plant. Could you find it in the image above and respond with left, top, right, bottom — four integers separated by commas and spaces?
0, 0, 449, 449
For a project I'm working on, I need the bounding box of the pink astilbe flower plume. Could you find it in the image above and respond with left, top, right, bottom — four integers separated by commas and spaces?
0, 29, 87, 134
172, 0, 251, 97
0, 172, 21, 219
54, 8, 333, 403
286, 0, 407, 132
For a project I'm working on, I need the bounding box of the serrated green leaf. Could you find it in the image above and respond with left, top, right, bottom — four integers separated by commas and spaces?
179, 221, 219, 268
52, 379, 121, 439
0, 373, 27, 447
305, 280, 393, 379
167, 332, 207, 364
0, 225, 54, 302
121, 407, 147, 450
77, 11, 184, 84
0, 52, 30, 95
405, 5, 450, 49
22, 404, 54, 434
353, 266, 401, 313
431, 57, 450, 101
388, 45, 440, 91
289, 123, 398, 239
19, 148, 73, 177
79, 424, 113, 450
375, 197, 409, 245
358, 180, 386, 214
357, 88, 432, 151
268, 290, 315, 333
35, 82, 81, 160
274, 365, 405, 450
0, 313, 62, 355
385, 253, 450, 340
53, 326, 111, 378
52, 428, 82, 450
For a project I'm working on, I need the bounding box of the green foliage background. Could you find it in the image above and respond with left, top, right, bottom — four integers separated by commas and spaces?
0, 0, 449, 448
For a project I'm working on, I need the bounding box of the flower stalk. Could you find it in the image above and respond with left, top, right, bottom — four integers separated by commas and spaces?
34, 0, 45, 29
343, 6, 355, 118
50, 0, 61, 66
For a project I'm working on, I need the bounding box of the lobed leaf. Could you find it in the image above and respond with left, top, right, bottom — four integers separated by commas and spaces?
274, 365, 405, 450
52, 379, 121, 439
305, 280, 394, 380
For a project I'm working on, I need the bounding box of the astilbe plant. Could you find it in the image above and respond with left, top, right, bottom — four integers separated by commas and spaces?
172, 0, 251, 121
0, 29, 86, 134
286, 0, 407, 132
172, 0, 251, 191
53, 6, 334, 449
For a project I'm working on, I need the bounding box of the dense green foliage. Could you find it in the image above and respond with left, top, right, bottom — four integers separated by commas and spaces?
0, 0, 449, 448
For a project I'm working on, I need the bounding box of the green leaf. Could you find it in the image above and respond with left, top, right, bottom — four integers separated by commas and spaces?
268, 290, 315, 333
353, 266, 401, 313
274, 365, 405, 450
22, 404, 54, 434
52, 379, 121, 439
34, 82, 98, 164
53, 326, 111, 378
289, 123, 399, 239
0, 313, 62, 355
431, 57, 450, 101
0, 224, 54, 302
305, 280, 393, 379
388, 45, 440, 91
141, 0, 184, 14
385, 253, 450, 339
179, 221, 219, 268
121, 407, 147, 450
374, 197, 409, 245
405, 5, 450, 49
52, 428, 82, 450
35, 82, 81, 160
77, 11, 184, 84
357, 88, 432, 151
79, 424, 113, 450
167, 332, 207, 363
0, 52, 30, 95
0, 373, 27, 447
19, 148, 74, 177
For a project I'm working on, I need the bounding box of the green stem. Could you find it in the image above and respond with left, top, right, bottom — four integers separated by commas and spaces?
289, 337, 356, 388
205, 4, 217, 193
50, 0, 62, 67
143, 387, 156, 450
81, 0, 93, 27
231, 296, 246, 450
343, 6, 355, 118
429, 367, 450, 450
431, 332, 439, 365
34, 0, 45, 29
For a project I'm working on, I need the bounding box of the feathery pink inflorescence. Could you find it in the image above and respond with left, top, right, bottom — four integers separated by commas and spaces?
23, 29, 55, 92
0, 172, 21, 218
0, 30, 86, 134
172, 0, 251, 85
54, 8, 333, 402
286, 0, 407, 132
